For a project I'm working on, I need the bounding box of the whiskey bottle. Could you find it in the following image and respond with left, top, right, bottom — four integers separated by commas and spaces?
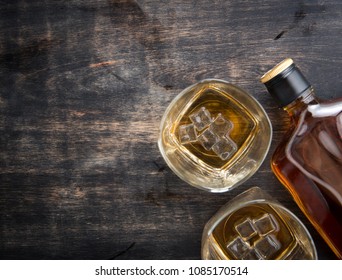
261, 58, 342, 258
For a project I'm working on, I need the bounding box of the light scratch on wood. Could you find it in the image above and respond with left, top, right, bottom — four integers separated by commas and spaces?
89, 60, 117, 68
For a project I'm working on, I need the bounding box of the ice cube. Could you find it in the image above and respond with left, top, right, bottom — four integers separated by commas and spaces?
253, 214, 278, 236
235, 218, 257, 241
242, 249, 262, 260
210, 113, 233, 137
189, 107, 212, 131
198, 128, 219, 150
253, 234, 280, 259
212, 137, 237, 160
226, 236, 249, 259
178, 123, 197, 144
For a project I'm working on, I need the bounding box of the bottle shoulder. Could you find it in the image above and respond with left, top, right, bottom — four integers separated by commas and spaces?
271, 99, 342, 169
307, 99, 342, 119
284, 101, 342, 160
286, 100, 342, 140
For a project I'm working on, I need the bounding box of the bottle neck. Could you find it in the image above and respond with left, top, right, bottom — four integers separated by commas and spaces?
283, 87, 319, 120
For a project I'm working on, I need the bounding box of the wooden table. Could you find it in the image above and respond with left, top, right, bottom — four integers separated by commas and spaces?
0, 0, 340, 260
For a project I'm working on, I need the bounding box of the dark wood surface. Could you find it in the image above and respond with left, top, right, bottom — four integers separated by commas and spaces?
0, 0, 341, 260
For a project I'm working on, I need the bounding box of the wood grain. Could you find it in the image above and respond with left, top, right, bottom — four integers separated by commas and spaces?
0, 0, 341, 259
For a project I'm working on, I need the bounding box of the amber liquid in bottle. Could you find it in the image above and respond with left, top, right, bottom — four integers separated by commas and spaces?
261, 58, 342, 258
272, 97, 342, 258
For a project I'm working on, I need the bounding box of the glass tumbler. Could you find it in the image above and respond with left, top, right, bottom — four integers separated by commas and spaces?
158, 79, 272, 192
201, 187, 317, 260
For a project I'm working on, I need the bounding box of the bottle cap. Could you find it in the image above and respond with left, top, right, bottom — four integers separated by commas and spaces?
260, 58, 312, 107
